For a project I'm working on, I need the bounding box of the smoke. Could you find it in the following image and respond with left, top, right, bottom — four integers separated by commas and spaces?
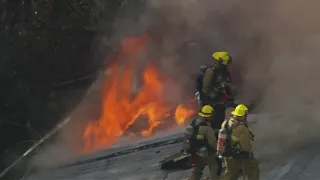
108, 0, 320, 163
28, 80, 102, 169
246, 0, 320, 163
29, 0, 320, 170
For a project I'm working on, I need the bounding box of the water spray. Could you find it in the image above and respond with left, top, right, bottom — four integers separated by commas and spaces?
0, 117, 71, 179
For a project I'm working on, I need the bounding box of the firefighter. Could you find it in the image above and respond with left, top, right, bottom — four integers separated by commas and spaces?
217, 104, 260, 180
184, 105, 219, 180
201, 51, 234, 107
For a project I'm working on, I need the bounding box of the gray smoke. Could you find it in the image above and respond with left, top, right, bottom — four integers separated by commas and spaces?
29, 0, 320, 169
107, 0, 320, 163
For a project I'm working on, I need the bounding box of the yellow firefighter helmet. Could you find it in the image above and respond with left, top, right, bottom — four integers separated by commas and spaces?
212, 51, 232, 65
231, 104, 248, 117
198, 105, 214, 117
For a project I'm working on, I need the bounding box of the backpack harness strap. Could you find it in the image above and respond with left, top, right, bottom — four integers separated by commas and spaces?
224, 119, 245, 150
190, 120, 215, 151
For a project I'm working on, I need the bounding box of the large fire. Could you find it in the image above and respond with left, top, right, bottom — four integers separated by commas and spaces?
83, 34, 196, 153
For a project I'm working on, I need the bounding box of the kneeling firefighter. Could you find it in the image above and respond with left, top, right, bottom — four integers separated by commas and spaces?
217, 104, 260, 180
183, 105, 219, 180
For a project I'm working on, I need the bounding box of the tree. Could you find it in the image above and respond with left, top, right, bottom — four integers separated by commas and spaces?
0, 0, 148, 178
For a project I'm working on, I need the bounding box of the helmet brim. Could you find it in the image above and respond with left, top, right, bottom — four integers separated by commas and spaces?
198, 112, 212, 117
231, 111, 245, 117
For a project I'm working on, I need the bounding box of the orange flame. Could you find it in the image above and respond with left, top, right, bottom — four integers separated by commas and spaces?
83, 34, 196, 153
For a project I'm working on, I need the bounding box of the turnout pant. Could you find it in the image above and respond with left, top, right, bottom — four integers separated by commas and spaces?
189, 155, 218, 180
224, 157, 260, 180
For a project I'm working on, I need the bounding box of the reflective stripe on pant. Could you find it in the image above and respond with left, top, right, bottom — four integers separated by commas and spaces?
223, 157, 260, 180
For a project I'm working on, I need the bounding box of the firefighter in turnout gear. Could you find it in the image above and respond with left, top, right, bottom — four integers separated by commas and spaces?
217, 104, 260, 180
199, 51, 234, 107
184, 105, 219, 180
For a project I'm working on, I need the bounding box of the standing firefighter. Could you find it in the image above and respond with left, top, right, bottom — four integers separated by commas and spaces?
183, 105, 219, 180
195, 51, 235, 110
217, 104, 260, 180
